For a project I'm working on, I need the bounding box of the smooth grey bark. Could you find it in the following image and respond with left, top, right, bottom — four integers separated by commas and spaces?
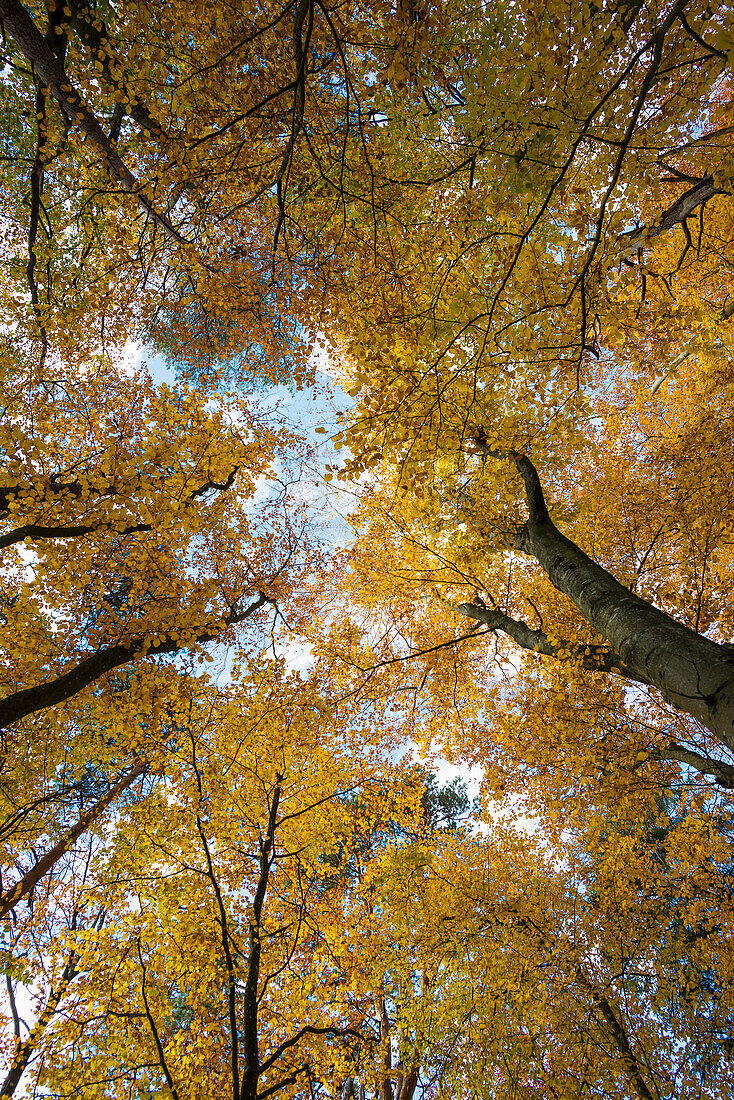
652, 744, 734, 789
462, 447, 734, 756
456, 603, 648, 683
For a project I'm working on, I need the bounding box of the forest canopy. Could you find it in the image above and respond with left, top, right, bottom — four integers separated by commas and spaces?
1, 0, 734, 1098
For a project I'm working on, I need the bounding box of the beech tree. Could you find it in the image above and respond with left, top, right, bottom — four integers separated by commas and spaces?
0, 0, 313, 375
5, 664, 734, 1100
459, 448, 734, 764
0, 660, 428, 1100
0, 353, 307, 722
1, 1, 734, 1095
0, 0, 337, 900
0, 342, 318, 1007
307, 0, 734, 801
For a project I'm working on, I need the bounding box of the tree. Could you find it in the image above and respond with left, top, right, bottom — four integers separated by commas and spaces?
311, 766, 474, 1100
458, 448, 734, 756
311, 0, 734, 446
5, 655, 734, 1100
1, 830, 106, 1098
0, 340, 319, 986
0, 0, 352, 918
2, 1, 734, 1093
370, 810, 734, 1099
302, 0, 734, 801
320, 424, 734, 827
0, 348, 314, 725
0, 0, 315, 376
0, 758, 148, 920
0, 658, 428, 1100
0, 0, 415, 379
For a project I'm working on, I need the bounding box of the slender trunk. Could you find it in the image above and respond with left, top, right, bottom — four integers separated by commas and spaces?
571, 965, 654, 1100
197, 816, 240, 1100
0, 954, 78, 1096
0, 0, 191, 249
239, 778, 281, 1100
0, 762, 148, 917
373, 987, 392, 1100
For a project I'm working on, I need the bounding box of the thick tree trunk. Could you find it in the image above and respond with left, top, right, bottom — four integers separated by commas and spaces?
518, 513, 734, 749
464, 450, 734, 753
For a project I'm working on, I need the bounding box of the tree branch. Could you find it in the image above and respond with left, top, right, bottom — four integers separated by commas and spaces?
619, 174, 730, 258
196, 814, 240, 1100
0, 591, 271, 729
0, 0, 193, 249
0, 465, 238, 550
571, 966, 655, 1100
70, 11, 166, 141
259, 1026, 368, 1077
257, 1065, 309, 1100
651, 743, 734, 788
0, 762, 148, 917
455, 600, 647, 683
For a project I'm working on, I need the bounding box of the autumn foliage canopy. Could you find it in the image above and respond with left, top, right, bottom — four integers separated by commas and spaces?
1, 1, 734, 1098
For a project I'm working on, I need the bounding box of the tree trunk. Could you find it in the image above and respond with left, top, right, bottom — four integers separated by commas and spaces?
0, 954, 78, 1096
0, 0, 191, 248
463, 449, 734, 753
0, 762, 148, 917
373, 988, 393, 1100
